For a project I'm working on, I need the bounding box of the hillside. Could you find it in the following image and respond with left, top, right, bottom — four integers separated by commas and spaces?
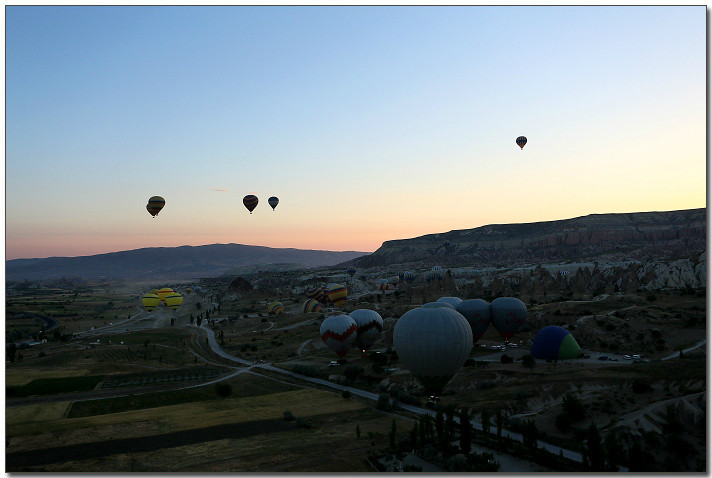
348, 209, 705, 269
5, 244, 369, 281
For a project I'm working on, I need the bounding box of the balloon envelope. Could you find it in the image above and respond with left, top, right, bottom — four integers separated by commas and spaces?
455, 299, 491, 343
403, 271, 416, 283
320, 314, 358, 358
141, 293, 160, 311
157, 288, 174, 304
268, 196, 279, 210
347, 267, 357, 277
146, 196, 165, 217
530, 326, 581, 360
423, 301, 456, 310
268, 301, 285, 315
437, 297, 462, 308
490, 297, 528, 341
326, 284, 348, 307
243, 195, 259, 213
302, 299, 322, 313
393, 307, 472, 394
516, 136, 527, 149
165, 292, 183, 310
350, 309, 384, 352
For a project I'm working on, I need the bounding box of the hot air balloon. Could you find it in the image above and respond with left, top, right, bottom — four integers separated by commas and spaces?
185, 288, 192, 295
193, 286, 202, 294
403, 271, 416, 283
157, 288, 174, 304
422, 301, 456, 310
165, 292, 183, 310
268, 301, 285, 315
146, 196, 165, 218
243, 195, 259, 214
327, 284, 348, 307
393, 307, 472, 395
437, 297, 462, 308
349, 309, 383, 352
306, 286, 328, 304
490, 297, 528, 342
347, 267, 357, 278
141, 293, 161, 312
320, 314, 358, 358
455, 299, 491, 343
268, 196, 279, 211
530, 326, 582, 360
302, 299, 322, 314
516, 136, 527, 150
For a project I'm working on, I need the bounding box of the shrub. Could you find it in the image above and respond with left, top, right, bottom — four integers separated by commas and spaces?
377, 393, 391, 411
344, 364, 364, 381
214, 382, 232, 397
292, 364, 319, 377
500, 354, 513, 364
283, 410, 295, 421
294, 417, 310, 428
632, 380, 653, 393
521, 354, 536, 369
341, 390, 352, 399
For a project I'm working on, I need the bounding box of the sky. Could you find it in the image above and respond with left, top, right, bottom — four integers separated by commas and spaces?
5, 5, 707, 260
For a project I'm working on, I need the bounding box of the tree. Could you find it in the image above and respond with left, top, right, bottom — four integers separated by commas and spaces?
7, 343, 16, 362
214, 382, 232, 397
604, 431, 621, 471
521, 420, 538, 451
481, 409, 491, 434
495, 409, 504, 437
435, 410, 444, 446
344, 364, 364, 381
585, 423, 605, 471
459, 409, 471, 455
521, 354, 536, 369
410, 422, 418, 449
562, 393, 586, 421
389, 419, 397, 452
356, 424, 361, 440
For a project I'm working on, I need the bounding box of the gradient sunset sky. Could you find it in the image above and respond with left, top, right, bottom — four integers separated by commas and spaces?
5, 5, 706, 260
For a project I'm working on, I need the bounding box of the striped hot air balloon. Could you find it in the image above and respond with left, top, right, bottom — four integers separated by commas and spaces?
516, 136, 527, 150
146, 196, 165, 217
320, 314, 358, 358
141, 293, 161, 312
157, 288, 174, 304
350, 309, 383, 352
455, 299, 491, 344
243, 195, 259, 214
302, 299, 322, 314
403, 271, 416, 283
268, 301, 285, 315
165, 292, 183, 310
326, 284, 348, 307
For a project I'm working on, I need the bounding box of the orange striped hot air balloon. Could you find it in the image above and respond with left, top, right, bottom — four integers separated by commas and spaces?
146, 196, 165, 217
302, 299, 322, 314
268, 301, 285, 315
326, 284, 348, 307
157, 288, 174, 304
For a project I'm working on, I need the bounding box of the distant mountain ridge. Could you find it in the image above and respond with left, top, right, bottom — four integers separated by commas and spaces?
349, 208, 706, 269
6, 244, 369, 281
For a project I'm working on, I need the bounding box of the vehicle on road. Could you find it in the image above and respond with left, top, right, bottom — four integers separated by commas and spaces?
598, 355, 608, 361
624, 355, 631, 359
328, 361, 340, 367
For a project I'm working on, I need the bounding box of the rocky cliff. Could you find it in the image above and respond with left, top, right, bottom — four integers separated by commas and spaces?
352, 208, 705, 269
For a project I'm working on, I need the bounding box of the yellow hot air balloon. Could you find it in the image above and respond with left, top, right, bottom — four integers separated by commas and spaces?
165, 292, 183, 310
141, 293, 161, 312
157, 288, 174, 304
326, 284, 348, 308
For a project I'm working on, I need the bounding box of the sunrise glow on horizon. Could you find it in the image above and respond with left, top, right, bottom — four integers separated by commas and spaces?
5, 6, 706, 261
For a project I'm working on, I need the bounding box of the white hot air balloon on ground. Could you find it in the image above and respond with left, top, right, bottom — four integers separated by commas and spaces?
349, 309, 384, 352
320, 314, 358, 358
393, 307, 472, 395
437, 296, 462, 308
490, 297, 528, 342
422, 301, 456, 310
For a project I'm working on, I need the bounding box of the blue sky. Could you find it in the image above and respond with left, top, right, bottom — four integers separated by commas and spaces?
5, 6, 706, 259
